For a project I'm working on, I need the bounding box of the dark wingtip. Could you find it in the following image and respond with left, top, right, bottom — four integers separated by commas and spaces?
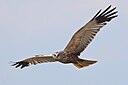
11, 61, 29, 69
108, 5, 112, 9
91, 9, 102, 21
91, 5, 117, 21
99, 5, 112, 16
94, 5, 118, 23
109, 5, 112, 7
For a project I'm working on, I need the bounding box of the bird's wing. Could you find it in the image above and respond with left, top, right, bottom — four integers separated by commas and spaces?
64, 5, 118, 55
12, 55, 57, 69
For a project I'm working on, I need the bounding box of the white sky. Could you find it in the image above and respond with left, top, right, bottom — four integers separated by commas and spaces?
0, 0, 128, 85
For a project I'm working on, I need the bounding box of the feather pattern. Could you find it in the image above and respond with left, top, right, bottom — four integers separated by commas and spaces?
11, 5, 118, 69
64, 5, 118, 55
11, 55, 56, 69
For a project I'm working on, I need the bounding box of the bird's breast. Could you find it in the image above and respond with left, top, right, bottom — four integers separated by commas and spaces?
57, 54, 78, 64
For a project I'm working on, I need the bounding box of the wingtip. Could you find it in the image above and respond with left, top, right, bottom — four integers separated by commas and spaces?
106, 5, 112, 10
108, 5, 117, 10
109, 5, 112, 7
11, 61, 29, 69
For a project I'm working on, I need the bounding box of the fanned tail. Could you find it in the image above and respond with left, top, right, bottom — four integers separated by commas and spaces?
73, 58, 97, 68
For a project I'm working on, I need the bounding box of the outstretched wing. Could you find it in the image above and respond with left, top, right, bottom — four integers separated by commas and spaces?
12, 55, 57, 69
64, 5, 118, 55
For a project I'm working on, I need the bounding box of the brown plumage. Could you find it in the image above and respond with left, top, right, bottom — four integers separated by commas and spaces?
12, 5, 118, 69
12, 55, 56, 69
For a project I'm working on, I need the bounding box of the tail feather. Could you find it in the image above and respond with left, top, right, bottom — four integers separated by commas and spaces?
73, 58, 97, 68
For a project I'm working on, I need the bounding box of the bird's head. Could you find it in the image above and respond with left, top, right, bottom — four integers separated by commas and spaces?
52, 51, 65, 59
52, 52, 60, 59
52, 52, 59, 57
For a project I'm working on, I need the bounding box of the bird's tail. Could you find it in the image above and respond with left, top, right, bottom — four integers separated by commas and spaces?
73, 58, 97, 68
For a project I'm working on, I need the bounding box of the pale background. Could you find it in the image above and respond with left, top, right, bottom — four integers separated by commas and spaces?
0, 0, 127, 85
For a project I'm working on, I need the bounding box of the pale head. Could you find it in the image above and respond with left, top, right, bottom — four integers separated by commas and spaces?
52, 51, 66, 59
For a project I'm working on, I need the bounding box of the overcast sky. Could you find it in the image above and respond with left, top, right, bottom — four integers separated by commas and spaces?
0, 0, 128, 85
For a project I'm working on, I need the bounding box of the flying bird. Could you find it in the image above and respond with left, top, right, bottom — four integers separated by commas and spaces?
12, 5, 118, 69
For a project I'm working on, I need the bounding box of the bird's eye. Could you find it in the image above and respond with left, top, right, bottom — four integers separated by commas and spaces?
53, 54, 56, 57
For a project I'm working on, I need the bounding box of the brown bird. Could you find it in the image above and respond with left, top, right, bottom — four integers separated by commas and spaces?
12, 5, 118, 69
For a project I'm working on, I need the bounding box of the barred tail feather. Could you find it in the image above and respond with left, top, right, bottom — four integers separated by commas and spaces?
73, 58, 97, 68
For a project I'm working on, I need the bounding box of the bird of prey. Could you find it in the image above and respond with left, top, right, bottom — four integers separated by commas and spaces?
12, 5, 118, 69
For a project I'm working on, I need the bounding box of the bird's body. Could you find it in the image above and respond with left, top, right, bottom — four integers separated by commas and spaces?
53, 51, 97, 68
53, 51, 80, 64
12, 5, 118, 69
